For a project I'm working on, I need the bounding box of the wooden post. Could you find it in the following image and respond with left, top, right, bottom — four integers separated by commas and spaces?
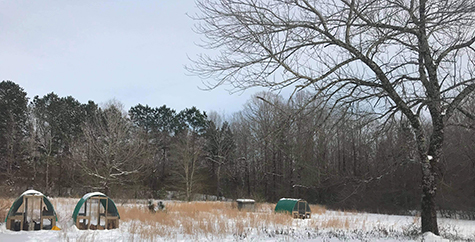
21, 196, 25, 231
39, 197, 43, 229
88, 199, 91, 229
105, 198, 109, 229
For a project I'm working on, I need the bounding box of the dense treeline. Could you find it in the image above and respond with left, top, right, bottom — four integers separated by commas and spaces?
1, 80, 474, 214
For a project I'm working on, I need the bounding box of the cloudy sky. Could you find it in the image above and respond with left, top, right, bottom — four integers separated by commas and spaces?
0, 0, 266, 114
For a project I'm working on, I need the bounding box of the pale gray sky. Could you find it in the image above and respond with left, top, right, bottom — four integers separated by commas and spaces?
0, 0, 261, 114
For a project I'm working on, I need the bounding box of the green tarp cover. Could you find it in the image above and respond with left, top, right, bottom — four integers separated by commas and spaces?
5, 190, 58, 223
72, 192, 120, 223
274, 198, 311, 214
274, 198, 300, 214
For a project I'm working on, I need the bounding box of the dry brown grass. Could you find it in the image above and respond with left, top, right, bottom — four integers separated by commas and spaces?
117, 201, 297, 240
255, 202, 275, 212
321, 217, 351, 229
118, 206, 177, 227
308, 215, 361, 230
310, 204, 327, 215
168, 201, 232, 213
0, 198, 13, 223
343, 209, 359, 215
126, 220, 174, 241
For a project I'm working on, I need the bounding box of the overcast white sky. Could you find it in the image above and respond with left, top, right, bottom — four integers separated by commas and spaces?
0, 0, 264, 114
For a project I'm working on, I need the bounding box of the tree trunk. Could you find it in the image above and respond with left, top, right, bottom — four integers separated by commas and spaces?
105, 185, 110, 196
246, 159, 251, 196
216, 163, 221, 199
58, 157, 63, 196
419, 116, 444, 235
45, 158, 49, 193
421, 159, 439, 235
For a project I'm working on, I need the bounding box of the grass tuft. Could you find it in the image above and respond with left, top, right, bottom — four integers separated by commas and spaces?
310, 204, 327, 215
0, 198, 13, 223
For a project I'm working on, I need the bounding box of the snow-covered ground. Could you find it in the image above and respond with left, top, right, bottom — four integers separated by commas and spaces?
1, 198, 474, 241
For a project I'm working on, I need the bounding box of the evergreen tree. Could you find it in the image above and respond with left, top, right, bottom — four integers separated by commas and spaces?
31, 93, 89, 195
0, 80, 29, 179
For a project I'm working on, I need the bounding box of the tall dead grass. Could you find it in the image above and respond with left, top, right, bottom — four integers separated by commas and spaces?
321, 217, 352, 229
118, 201, 296, 240
0, 198, 13, 223
310, 204, 327, 215
308, 213, 362, 230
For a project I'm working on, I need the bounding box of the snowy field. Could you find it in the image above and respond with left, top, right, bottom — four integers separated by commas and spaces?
1, 198, 475, 241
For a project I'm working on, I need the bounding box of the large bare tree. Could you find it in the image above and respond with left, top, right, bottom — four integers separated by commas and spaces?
171, 131, 204, 201
190, 0, 475, 234
80, 101, 148, 195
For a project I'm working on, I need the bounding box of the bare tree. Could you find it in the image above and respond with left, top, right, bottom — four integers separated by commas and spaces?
170, 131, 204, 201
230, 112, 254, 197
80, 101, 148, 195
205, 118, 235, 199
190, 0, 475, 234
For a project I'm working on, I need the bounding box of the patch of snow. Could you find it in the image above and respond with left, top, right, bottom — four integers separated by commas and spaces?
420, 232, 449, 242
20, 190, 44, 197
279, 198, 301, 201
81, 192, 107, 199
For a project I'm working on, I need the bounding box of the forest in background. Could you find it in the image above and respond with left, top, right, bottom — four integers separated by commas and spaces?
1, 80, 475, 215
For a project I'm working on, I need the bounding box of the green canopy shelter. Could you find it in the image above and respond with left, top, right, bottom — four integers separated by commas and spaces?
274, 198, 311, 219
72, 192, 120, 230
5, 190, 57, 231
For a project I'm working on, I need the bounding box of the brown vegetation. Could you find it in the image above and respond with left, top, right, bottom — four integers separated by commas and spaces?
0, 198, 13, 223
310, 204, 327, 215
118, 201, 297, 240
115, 201, 378, 240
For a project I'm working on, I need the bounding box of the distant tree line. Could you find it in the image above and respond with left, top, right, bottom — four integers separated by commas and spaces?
1, 80, 475, 214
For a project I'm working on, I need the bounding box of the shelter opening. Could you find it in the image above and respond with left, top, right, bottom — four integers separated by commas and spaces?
72, 192, 120, 230
5, 190, 57, 231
